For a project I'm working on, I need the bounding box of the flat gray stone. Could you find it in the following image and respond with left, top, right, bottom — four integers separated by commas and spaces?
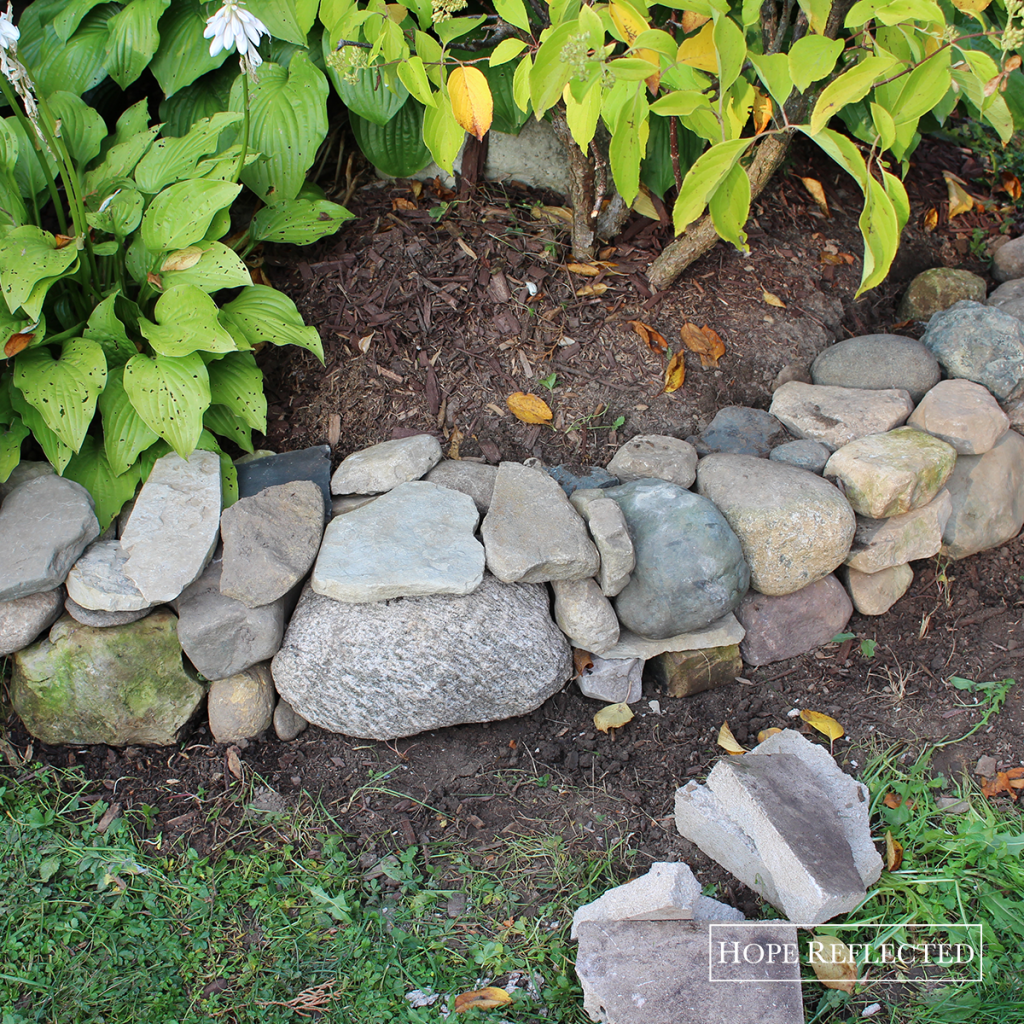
219, 481, 326, 607
208, 662, 276, 743
907, 379, 1009, 455
842, 563, 913, 616
0, 590, 65, 656
697, 454, 855, 597
770, 381, 914, 451
824, 427, 957, 518
992, 234, 1024, 282
601, 614, 745, 660
551, 577, 619, 655
575, 920, 802, 1024
708, 753, 867, 922
272, 574, 571, 740
898, 267, 986, 320
273, 697, 308, 741
736, 575, 852, 667
606, 434, 698, 486
0, 476, 100, 602
571, 863, 702, 937
845, 489, 952, 573
11, 611, 203, 746
810, 334, 940, 403
330, 434, 442, 494
573, 497, 635, 597
177, 559, 287, 680
922, 300, 1024, 401
120, 451, 221, 605
312, 480, 483, 602
941, 429, 1024, 559
0, 459, 54, 501
482, 462, 599, 583
65, 540, 149, 611
768, 439, 831, 474
425, 459, 498, 511
64, 597, 152, 628
695, 406, 789, 457
577, 656, 643, 704
604, 479, 749, 639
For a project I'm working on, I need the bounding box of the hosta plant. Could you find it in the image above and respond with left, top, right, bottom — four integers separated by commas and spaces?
0, 1, 353, 527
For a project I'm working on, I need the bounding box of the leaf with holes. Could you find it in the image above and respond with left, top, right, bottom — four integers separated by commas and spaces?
219, 285, 325, 363
207, 352, 267, 432
0, 226, 80, 319
141, 179, 242, 252
99, 369, 160, 476
123, 350, 210, 458
140, 285, 237, 358
249, 198, 355, 246
14, 338, 107, 452
158, 242, 251, 293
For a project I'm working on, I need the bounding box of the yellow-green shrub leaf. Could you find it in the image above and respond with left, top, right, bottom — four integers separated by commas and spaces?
787, 36, 843, 93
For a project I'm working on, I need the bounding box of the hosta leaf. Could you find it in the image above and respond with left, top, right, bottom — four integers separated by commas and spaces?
248, 198, 354, 245
229, 54, 329, 204
134, 112, 244, 193
86, 187, 145, 238
204, 402, 254, 453
46, 92, 106, 165
195, 428, 238, 507
157, 241, 251, 293
326, 55, 409, 125
257, 0, 319, 45
350, 101, 432, 177
219, 285, 324, 362
206, 351, 267, 431
140, 179, 242, 251
84, 127, 161, 199
54, 0, 110, 42
14, 338, 106, 451
158, 64, 236, 139
149, 0, 229, 97
122, 350, 211, 458
84, 293, 139, 368
98, 368, 160, 475
27, 4, 114, 98
0, 227, 79, 317
63, 435, 142, 529
9, 384, 73, 473
0, 416, 29, 482
105, 0, 171, 89
139, 284, 237, 357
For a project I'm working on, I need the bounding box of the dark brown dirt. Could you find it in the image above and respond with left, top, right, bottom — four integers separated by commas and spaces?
3, 134, 1023, 909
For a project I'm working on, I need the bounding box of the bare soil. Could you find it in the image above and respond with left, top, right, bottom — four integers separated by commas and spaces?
3, 134, 1023, 911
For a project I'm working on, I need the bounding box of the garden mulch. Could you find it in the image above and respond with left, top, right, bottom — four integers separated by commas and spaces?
3, 133, 1022, 912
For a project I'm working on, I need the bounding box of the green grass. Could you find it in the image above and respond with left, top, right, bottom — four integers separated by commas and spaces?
0, 766, 634, 1024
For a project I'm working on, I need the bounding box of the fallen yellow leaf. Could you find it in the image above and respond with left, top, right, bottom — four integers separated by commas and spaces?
999, 171, 1022, 200
533, 205, 573, 226
663, 349, 686, 393
448, 66, 493, 142
161, 246, 204, 272
506, 392, 553, 424
756, 727, 783, 744
809, 935, 857, 994
944, 171, 974, 219
454, 987, 513, 1013
924, 207, 938, 232
800, 709, 845, 742
800, 177, 830, 218
762, 289, 786, 308
885, 830, 904, 871
576, 282, 609, 297
717, 721, 747, 755
567, 262, 602, 277
595, 702, 634, 733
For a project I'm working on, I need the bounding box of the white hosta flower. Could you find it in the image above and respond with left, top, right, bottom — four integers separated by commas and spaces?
204, 3, 269, 68
0, 3, 18, 51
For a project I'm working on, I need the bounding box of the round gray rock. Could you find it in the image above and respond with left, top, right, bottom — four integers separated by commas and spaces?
769, 439, 832, 474
992, 235, 1024, 282
987, 278, 1024, 322
271, 574, 572, 739
695, 406, 789, 457
897, 267, 986, 321
603, 479, 749, 639
697, 454, 856, 597
810, 335, 940, 403
921, 301, 1024, 402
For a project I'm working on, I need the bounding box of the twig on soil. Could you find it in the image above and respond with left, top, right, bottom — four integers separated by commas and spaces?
256, 980, 339, 1017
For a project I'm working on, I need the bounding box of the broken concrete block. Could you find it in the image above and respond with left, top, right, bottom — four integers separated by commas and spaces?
577, 656, 644, 704
648, 643, 742, 697
751, 729, 882, 886
575, 919, 802, 1024
693, 895, 746, 922
674, 781, 783, 910
707, 753, 867, 922
571, 863, 702, 938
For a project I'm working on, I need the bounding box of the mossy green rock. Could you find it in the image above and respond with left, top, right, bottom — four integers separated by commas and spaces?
898, 268, 986, 321
11, 610, 204, 746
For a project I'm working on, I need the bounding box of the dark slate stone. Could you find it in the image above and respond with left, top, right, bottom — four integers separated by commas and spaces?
236, 446, 332, 517
695, 406, 790, 457
545, 464, 619, 496
768, 439, 832, 474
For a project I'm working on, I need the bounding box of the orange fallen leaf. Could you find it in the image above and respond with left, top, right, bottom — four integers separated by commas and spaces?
980, 767, 1024, 801
800, 177, 830, 218
762, 289, 786, 308
627, 319, 669, 355
507, 391, 553, 424
885, 830, 904, 871
663, 349, 686, 393
883, 792, 916, 810
680, 10, 711, 32
4, 331, 34, 357
800, 709, 844, 742
576, 282, 609, 297
574, 648, 595, 677
998, 171, 1022, 200
679, 322, 720, 368
391, 197, 416, 211
147, 272, 163, 288
567, 262, 602, 277
924, 207, 938, 232
809, 935, 857, 994
454, 987, 512, 1013
756, 727, 783, 744
717, 721, 747, 754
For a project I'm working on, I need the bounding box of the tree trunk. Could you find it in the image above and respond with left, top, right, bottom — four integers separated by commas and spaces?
646, 131, 792, 292
550, 110, 598, 261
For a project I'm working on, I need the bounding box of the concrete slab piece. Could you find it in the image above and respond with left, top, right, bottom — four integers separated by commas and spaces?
708, 754, 866, 923
575, 919, 802, 1024
751, 729, 882, 886
571, 863, 702, 938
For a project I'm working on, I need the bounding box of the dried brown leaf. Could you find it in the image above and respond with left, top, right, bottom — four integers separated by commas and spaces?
226, 746, 243, 780
575, 282, 609, 297
574, 648, 595, 677
800, 177, 830, 218
453, 987, 513, 1013
391, 197, 417, 211
679, 322, 725, 367
762, 289, 786, 308
567, 262, 602, 277
627, 319, 669, 355
885, 830, 904, 871
4, 331, 34, 357
999, 171, 1022, 200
